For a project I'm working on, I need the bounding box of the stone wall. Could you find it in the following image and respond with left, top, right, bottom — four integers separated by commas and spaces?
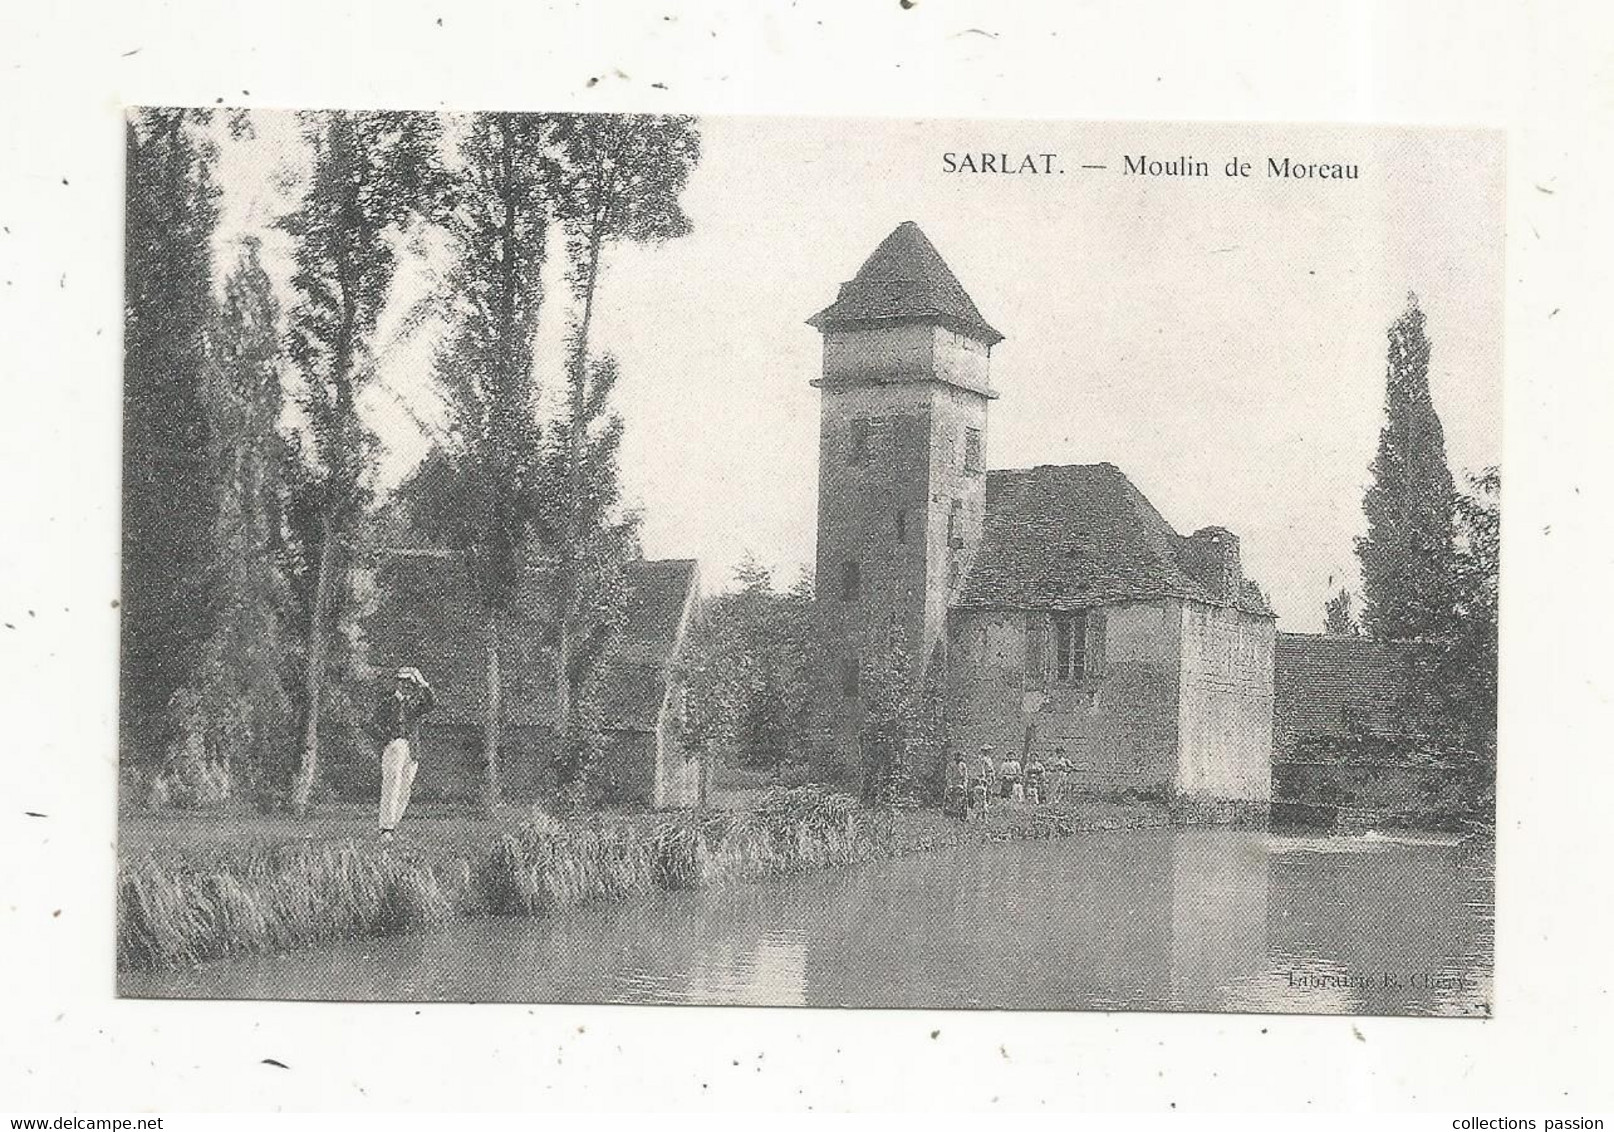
1272, 759, 1443, 816
653, 680, 704, 808
810, 334, 991, 779
821, 323, 992, 392
410, 722, 555, 803
945, 600, 1182, 790
594, 731, 656, 807
1174, 602, 1275, 801
403, 722, 693, 809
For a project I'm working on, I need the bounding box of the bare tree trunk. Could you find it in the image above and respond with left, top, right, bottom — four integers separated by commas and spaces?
483, 608, 502, 816
290, 513, 337, 813
553, 218, 606, 784
291, 235, 358, 816
554, 606, 572, 794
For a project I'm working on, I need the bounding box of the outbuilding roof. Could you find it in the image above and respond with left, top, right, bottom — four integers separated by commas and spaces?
954, 463, 1273, 615
807, 220, 1004, 346
368, 552, 697, 733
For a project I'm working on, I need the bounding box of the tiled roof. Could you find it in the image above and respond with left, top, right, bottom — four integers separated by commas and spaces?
807, 220, 1004, 346
608, 558, 700, 667
1273, 632, 1407, 753
954, 463, 1273, 615
367, 552, 696, 733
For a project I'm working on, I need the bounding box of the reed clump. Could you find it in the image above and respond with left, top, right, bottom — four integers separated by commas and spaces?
125, 786, 1106, 973
117, 839, 457, 972
479, 819, 659, 917
479, 786, 888, 916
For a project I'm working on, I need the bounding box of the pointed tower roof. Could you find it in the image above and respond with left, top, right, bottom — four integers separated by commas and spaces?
807, 221, 1004, 346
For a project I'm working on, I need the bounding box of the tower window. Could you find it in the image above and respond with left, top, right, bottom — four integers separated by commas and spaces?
840, 656, 860, 698
948, 499, 964, 548
841, 560, 861, 601
895, 509, 907, 544
964, 426, 982, 474
848, 417, 871, 465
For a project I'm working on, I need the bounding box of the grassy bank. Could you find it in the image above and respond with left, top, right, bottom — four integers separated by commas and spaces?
117, 788, 1243, 974
117, 787, 892, 973
117, 839, 461, 972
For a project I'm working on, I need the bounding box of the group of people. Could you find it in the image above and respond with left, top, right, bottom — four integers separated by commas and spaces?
944, 747, 1048, 820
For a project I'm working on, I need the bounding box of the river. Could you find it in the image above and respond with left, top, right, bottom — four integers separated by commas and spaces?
120, 827, 1494, 1015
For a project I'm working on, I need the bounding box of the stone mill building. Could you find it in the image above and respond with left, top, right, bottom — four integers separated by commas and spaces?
806, 221, 1277, 802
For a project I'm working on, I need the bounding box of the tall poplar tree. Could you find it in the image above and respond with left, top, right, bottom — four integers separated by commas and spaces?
195, 240, 299, 804
541, 114, 701, 797
420, 112, 558, 812
121, 108, 221, 772
1356, 294, 1457, 646
280, 111, 448, 813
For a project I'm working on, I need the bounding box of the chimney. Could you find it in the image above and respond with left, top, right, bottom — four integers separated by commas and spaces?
1184, 527, 1243, 605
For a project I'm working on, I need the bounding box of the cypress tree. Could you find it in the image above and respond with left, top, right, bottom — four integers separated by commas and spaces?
121, 109, 222, 774
196, 240, 299, 805
1356, 294, 1457, 646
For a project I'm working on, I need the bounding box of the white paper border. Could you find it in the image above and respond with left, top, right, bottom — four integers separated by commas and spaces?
3, 0, 1611, 1113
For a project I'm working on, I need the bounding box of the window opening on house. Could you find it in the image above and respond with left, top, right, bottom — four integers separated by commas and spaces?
895, 509, 907, 544
964, 426, 982, 473
1053, 611, 1088, 682
1026, 613, 1048, 684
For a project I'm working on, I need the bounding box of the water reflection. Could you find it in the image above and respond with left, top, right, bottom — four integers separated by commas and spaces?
122, 828, 1493, 1017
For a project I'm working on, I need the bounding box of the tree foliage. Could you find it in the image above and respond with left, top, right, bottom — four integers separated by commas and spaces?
1357, 294, 1457, 644
122, 110, 708, 813
858, 630, 947, 808
540, 114, 701, 798
1404, 468, 1500, 811
121, 109, 222, 768
279, 110, 450, 811
1355, 296, 1498, 821
1323, 588, 1359, 636
174, 241, 300, 806
683, 559, 816, 770
421, 112, 561, 811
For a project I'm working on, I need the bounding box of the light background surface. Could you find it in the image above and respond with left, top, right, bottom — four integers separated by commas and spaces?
212, 114, 1503, 632
1, 0, 1610, 1113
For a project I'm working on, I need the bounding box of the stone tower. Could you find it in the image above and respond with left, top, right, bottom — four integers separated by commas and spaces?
805, 220, 1004, 779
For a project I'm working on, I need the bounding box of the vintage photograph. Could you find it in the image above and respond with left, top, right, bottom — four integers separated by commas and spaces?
115, 111, 1501, 1015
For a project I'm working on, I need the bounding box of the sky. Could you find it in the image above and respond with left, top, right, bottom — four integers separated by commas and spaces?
213, 115, 1504, 632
